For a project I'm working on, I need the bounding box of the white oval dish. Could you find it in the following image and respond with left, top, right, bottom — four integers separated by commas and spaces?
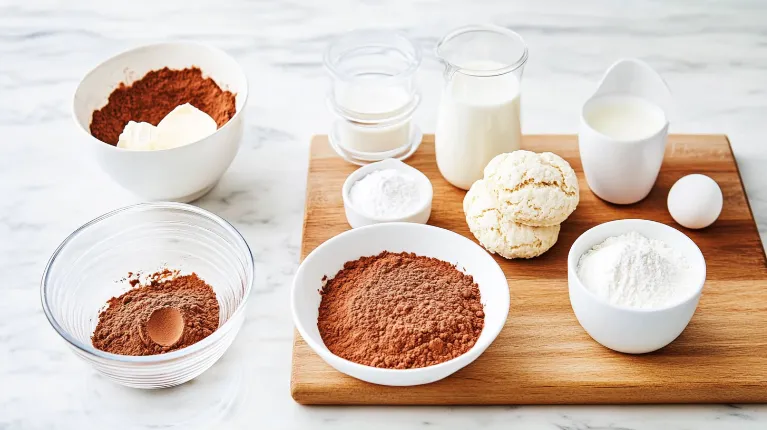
342, 159, 433, 229
73, 42, 249, 202
291, 222, 509, 386
568, 219, 706, 354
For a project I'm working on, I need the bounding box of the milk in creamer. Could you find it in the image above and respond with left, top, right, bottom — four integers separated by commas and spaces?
583, 95, 666, 141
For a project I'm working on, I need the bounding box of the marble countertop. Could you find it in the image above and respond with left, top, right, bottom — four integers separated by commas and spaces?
2, 0, 767, 428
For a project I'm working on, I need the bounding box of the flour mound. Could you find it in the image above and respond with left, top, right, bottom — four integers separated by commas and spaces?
576, 231, 695, 309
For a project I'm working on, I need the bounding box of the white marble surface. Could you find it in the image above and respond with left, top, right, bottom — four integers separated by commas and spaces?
2, 0, 767, 428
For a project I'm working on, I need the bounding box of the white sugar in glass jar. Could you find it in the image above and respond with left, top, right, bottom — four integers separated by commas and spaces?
324, 30, 422, 165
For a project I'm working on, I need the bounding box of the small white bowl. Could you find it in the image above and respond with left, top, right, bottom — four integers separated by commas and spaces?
73, 42, 248, 202
291, 222, 509, 386
342, 159, 432, 228
568, 219, 706, 354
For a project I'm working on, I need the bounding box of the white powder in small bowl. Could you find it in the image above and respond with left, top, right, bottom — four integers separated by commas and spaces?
349, 169, 421, 219
576, 231, 695, 309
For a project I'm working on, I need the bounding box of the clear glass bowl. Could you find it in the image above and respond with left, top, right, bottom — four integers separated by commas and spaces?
41, 202, 254, 389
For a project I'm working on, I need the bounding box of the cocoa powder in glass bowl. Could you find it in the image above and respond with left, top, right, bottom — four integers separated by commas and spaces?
91, 269, 220, 356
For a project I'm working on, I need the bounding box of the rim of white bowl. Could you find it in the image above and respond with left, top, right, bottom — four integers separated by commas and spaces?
71, 41, 249, 153
341, 159, 434, 222
291, 222, 509, 374
40, 202, 254, 363
568, 219, 706, 313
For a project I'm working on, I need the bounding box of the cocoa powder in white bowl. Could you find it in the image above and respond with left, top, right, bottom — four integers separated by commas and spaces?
291, 222, 510, 387
72, 42, 248, 202
317, 251, 485, 369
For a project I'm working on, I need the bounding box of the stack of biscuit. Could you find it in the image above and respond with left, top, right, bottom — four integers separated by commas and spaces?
463, 150, 580, 259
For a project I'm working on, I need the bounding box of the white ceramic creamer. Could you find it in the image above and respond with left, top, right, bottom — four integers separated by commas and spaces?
579, 59, 673, 204
435, 25, 528, 190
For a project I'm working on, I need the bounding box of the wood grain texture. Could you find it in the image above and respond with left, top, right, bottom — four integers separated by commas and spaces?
291, 134, 767, 405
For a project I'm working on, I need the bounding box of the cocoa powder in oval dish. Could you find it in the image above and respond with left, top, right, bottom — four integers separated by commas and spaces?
317, 251, 485, 369
91, 269, 220, 356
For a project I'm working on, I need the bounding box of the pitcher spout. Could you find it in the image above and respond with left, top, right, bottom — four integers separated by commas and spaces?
592, 58, 673, 121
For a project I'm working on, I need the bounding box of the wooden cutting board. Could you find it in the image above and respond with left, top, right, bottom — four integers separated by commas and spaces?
291, 134, 767, 405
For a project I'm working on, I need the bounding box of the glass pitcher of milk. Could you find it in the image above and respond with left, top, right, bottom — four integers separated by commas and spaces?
435, 25, 528, 190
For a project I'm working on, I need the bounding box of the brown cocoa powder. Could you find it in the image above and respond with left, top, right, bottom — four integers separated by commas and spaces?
317, 251, 485, 369
89, 67, 237, 145
92, 270, 220, 356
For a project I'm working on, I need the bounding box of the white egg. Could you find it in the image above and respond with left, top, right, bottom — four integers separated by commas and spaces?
667, 174, 723, 229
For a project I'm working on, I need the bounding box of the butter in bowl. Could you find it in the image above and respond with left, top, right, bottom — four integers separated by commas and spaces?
72, 42, 249, 202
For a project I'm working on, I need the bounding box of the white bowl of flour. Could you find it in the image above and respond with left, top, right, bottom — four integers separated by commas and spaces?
568, 219, 706, 354
342, 159, 433, 229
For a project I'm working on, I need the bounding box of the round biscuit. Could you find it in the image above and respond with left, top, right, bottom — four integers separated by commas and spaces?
484, 150, 579, 227
464, 179, 560, 259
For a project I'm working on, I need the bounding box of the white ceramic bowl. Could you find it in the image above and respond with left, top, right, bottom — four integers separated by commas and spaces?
342, 159, 433, 228
291, 222, 509, 386
73, 42, 248, 202
568, 219, 706, 354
